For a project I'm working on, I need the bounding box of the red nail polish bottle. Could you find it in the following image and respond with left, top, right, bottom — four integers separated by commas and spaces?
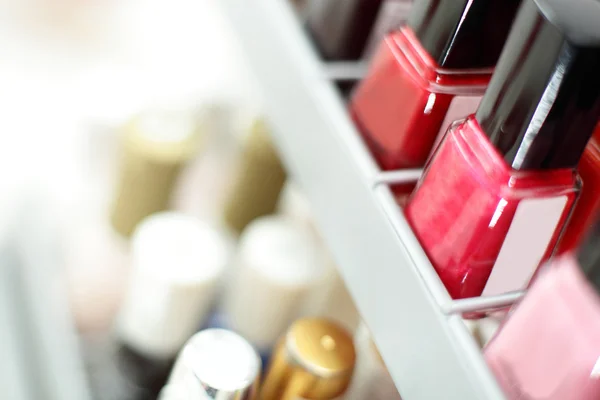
557, 123, 600, 254
350, 0, 522, 171
405, 0, 600, 300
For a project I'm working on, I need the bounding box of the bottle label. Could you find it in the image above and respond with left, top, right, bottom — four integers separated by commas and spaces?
482, 196, 568, 296
363, 0, 413, 59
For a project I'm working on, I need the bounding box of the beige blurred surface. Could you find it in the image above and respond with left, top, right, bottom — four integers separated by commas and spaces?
0, 0, 259, 219
0, 1, 261, 398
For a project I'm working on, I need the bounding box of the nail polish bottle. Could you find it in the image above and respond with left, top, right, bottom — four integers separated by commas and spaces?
362, 0, 413, 60
221, 216, 327, 357
172, 104, 241, 223
260, 318, 356, 400
114, 212, 232, 399
405, 0, 600, 300
222, 119, 286, 235
111, 110, 203, 237
158, 329, 261, 400
306, 0, 411, 62
485, 216, 600, 399
350, 0, 522, 172
558, 122, 600, 254
67, 109, 203, 333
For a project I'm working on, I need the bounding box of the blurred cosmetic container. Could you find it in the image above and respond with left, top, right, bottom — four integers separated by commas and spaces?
159, 329, 261, 400
67, 108, 203, 332
222, 119, 286, 235
114, 212, 231, 398
111, 110, 203, 237
222, 216, 327, 353
260, 318, 356, 400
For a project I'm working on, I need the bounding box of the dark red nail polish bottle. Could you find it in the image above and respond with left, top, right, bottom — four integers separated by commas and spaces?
350, 0, 522, 172
558, 123, 600, 254
306, 0, 412, 62
362, 0, 414, 60
405, 0, 600, 300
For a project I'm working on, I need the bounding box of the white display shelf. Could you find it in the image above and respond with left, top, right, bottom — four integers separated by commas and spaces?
0, 200, 91, 400
219, 0, 520, 398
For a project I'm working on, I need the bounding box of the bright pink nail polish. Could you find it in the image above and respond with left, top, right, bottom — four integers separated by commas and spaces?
350, 0, 522, 171
485, 216, 600, 399
405, 0, 600, 300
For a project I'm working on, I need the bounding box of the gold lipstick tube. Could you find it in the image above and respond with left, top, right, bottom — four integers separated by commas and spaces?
223, 119, 286, 234
111, 110, 203, 237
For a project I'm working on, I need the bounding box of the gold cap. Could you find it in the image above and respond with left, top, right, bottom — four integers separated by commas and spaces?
223, 119, 286, 234
111, 111, 203, 237
260, 318, 356, 400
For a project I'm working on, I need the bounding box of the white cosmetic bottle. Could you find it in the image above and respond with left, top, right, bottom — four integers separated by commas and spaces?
221, 216, 327, 354
66, 108, 203, 333
110, 212, 232, 399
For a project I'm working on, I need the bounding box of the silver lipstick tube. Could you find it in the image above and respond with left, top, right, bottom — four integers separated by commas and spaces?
159, 329, 261, 400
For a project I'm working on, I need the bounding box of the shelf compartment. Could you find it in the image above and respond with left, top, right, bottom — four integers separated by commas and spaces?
218, 0, 511, 399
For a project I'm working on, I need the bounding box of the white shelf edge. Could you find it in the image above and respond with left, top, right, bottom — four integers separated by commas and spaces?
218, 0, 506, 399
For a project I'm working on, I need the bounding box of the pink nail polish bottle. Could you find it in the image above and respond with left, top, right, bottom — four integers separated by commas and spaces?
485, 219, 600, 399
405, 0, 600, 299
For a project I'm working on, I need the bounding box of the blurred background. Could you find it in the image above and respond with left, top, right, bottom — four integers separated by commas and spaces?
0, 1, 375, 399
0, 0, 261, 399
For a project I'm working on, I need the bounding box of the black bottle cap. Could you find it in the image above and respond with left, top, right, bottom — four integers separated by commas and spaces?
306, 0, 384, 61
475, 0, 600, 171
407, 0, 522, 69
577, 219, 600, 294
116, 343, 174, 397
